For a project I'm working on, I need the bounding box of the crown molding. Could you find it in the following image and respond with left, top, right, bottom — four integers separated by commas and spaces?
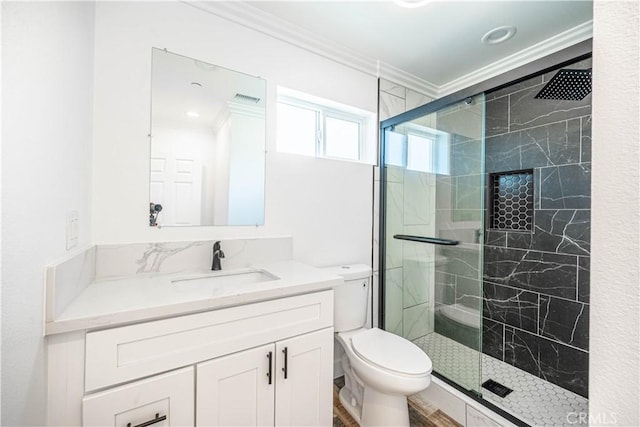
436, 20, 593, 97
184, 2, 377, 76
377, 61, 439, 99
183, 1, 438, 96
184, 1, 592, 103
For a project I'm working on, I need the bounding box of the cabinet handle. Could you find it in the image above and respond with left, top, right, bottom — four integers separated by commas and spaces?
127, 413, 166, 427
282, 347, 288, 379
267, 351, 273, 385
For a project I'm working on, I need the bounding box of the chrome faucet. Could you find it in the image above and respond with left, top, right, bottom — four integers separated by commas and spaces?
211, 241, 225, 271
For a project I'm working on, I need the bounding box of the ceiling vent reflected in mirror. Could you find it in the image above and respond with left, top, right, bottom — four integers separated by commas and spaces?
233, 93, 261, 104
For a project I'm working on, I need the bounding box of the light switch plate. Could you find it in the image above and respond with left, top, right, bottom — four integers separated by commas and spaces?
66, 210, 79, 250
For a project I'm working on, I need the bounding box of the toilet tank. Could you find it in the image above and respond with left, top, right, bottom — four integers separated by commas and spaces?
322, 264, 371, 332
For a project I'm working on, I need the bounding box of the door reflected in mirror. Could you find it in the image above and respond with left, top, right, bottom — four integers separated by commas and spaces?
149, 48, 266, 227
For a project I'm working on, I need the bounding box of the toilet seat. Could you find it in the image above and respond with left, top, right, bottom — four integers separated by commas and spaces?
350, 328, 432, 377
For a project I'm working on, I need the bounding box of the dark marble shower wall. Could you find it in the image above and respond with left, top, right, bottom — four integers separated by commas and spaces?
482, 58, 591, 398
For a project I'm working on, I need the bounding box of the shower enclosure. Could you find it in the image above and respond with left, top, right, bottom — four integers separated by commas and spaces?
380, 94, 486, 394
379, 45, 591, 426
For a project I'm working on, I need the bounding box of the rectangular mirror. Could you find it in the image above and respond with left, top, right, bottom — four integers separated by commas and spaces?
149, 48, 266, 227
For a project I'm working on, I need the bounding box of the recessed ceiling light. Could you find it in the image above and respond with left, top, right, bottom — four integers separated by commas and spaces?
482, 26, 517, 45
186, 111, 200, 118
392, 0, 433, 8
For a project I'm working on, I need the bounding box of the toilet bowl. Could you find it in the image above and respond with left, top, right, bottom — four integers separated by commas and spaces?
324, 265, 433, 427
337, 327, 432, 426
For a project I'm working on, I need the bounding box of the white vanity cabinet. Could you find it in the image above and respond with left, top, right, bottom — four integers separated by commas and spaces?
273, 329, 334, 426
197, 344, 275, 426
82, 367, 194, 427
197, 328, 333, 427
47, 290, 334, 427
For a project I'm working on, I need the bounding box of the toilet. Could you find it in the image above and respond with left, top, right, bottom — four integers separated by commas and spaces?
324, 264, 432, 427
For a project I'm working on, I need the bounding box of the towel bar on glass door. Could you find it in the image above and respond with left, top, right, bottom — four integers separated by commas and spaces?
393, 234, 459, 246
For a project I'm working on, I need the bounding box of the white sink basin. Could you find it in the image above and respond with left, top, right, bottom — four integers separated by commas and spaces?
172, 269, 279, 288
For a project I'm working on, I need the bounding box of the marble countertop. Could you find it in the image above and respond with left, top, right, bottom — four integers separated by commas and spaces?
45, 260, 341, 335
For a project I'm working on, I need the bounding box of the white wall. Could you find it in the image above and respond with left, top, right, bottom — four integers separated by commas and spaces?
91, 1, 376, 266
590, 1, 640, 425
1, 2, 95, 424
226, 107, 265, 225
0, 2, 3, 421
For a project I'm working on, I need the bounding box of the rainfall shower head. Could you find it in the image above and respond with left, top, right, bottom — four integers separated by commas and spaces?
534, 68, 592, 101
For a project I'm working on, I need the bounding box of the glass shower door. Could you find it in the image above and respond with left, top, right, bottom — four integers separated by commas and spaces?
381, 94, 485, 393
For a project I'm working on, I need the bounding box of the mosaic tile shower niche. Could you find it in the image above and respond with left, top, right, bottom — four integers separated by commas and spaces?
490, 170, 534, 232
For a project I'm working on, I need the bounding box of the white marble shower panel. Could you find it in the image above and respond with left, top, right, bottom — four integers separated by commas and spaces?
435, 175, 455, 210
385, 182, 404, 269
380, 78, 407, 99
402, 258, 432, 308
402, 225, 436, 260
373, 180, 380, 272
410, 112, 438, 130
403, 171, 435, 225
386, 165, 405, 184
403, 303, 433, 340
384, 267, 404, 335
402, 225, 435, 309
379, 91, 406, 121
371, 270, 379, 328
95, 237, 293, 279
406, 89, 433, 111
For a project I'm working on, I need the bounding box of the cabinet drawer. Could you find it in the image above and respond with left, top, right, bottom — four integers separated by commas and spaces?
83, 366, 194, 426
85, 290, 333, 391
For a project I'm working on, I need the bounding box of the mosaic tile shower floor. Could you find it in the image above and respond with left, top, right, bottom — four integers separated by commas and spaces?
414, 333, 588, 427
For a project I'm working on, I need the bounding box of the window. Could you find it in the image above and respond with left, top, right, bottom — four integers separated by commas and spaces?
384, 124, 450, 175
407, 126, 450, 175
276, 103, 317, 157
277, 88, 375, 163
407, 133, 434, 172
325, 116, 360, 160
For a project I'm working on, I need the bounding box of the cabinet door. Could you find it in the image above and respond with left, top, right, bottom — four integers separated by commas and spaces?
274, 328, 333, 426
197, 344, 275, 426
82, 367, 194, 427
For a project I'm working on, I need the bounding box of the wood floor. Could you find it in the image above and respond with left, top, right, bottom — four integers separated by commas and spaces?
332, 384, 462, 427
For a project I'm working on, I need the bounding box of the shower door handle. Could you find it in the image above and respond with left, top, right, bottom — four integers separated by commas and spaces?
393, 234, 459, 246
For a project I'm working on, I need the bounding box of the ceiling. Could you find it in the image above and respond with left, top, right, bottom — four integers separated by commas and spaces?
243, 1, 593, 94
152, 48, 265, 128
